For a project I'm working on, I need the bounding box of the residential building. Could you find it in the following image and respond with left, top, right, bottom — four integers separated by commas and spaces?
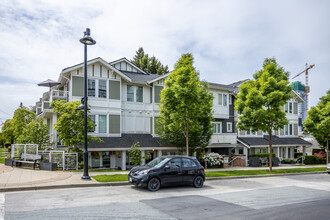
33, 57, 311, 169
292, 81, 307, 132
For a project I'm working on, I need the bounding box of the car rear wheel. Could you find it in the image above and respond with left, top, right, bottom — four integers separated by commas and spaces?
193, 176, 204, 188
148, 178, 160, 191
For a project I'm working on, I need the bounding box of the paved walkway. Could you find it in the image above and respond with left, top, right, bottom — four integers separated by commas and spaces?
0, 163, 326, 192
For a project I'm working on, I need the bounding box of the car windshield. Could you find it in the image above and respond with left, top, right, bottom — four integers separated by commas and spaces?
147, 157, 171, 168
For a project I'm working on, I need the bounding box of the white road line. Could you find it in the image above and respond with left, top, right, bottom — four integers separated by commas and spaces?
0, 193, 4, 220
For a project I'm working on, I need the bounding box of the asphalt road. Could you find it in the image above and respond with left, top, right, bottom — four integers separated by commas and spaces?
1, 173, 330, 220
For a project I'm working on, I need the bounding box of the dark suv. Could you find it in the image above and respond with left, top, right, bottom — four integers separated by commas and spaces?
128, 155, 205, 191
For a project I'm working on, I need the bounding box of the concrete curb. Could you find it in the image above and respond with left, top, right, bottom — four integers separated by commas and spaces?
1, 171, 328, 193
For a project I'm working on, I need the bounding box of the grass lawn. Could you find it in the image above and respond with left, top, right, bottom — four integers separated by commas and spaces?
0, 147, 7, 164
205, 167, 326, 177
92, 174, 128, 182
72, 169, 127, 172
92, 167, 327, 183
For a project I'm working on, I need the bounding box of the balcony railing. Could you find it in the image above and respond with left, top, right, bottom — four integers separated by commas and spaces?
51, 90, 69, 101
210, 133, 237, 144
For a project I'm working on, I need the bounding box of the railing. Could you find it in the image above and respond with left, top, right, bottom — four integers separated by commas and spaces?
39, 150, 78, 170
11, 144, 38, 159
51, 90, 69, 101
210, 133, 237, 144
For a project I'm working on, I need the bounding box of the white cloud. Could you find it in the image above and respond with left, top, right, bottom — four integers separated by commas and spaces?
0, 0, 329, 120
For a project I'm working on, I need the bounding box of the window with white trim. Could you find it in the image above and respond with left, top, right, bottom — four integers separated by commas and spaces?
227, 122, 232, 132
218, 93, 228, 106
127, 85, 143, 103
99, 115, 107, 133
246, 129, 256, 135
98, 80, 107, 98
127, 85, 134, 102
88, 79, 95, 97
212, 122, 222, 134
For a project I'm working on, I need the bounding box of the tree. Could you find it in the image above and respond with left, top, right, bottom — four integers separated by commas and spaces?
128, 142, 151, 166
51, 100, 101, 150
0, 119, 15, 146
17, 118, 49, 149
131, 47, 169, 75
12, 107, 36, 141
304, 90, 330, 164
235, 58, 293, 172
158, 53, 214, 156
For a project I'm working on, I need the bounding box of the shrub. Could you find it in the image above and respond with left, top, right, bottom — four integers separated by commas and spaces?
312, 148, 323, 155
249, 153, 275, 158
294, 152, 303, 158
202, 152, 223, 167
282, 159, 297, 164
304, 155, 326, 165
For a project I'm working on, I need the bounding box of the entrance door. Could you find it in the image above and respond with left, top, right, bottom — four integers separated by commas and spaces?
103, 155, 110, 168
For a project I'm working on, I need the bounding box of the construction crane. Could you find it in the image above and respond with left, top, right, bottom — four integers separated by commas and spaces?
292, 63, 315, 111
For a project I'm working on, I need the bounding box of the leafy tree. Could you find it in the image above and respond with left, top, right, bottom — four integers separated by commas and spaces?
51, 100, 101, 151
12, 107, 36, 141
128, 142, 151, 166
0, 119, 15, 146
304, 90, 330, 164
158, 53, 214, 156
131, 47, 169, 75
235, 58, 293, 171
17, 118, 49, 149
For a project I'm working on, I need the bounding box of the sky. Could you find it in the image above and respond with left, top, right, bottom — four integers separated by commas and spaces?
0, 0, 329, 123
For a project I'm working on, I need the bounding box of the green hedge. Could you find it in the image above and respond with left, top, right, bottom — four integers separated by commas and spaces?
303, 155, 326, 165
294, 152, 303, 158
249, 153, 276, 158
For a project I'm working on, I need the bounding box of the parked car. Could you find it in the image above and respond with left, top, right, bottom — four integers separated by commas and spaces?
327, 163, 330, 174
128, 155, 205, 191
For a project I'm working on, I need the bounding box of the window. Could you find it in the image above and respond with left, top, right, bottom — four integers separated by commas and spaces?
229, 95, 232, 105
284, 103, 288, 113
212, 122, 222, 134
99, 115, 107, 133
167, 158, 181, 169
289, 124, 293, 135
182, 158, 197, 168
227, 122, 232, 132
247, 129, 256, 135
218, 94, 222, 105
289, 102, 293, 113
127, 85, 134, 102
285, 124, 289, 135
99, 80, 107, 98
89, 115, 95, 132
223, 94, 227, 106
136, 86, 143, 102
88, 79, 95, 97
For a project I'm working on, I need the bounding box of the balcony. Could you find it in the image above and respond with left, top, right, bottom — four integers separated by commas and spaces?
210, 133, 237, 145
51, 90, 69, 102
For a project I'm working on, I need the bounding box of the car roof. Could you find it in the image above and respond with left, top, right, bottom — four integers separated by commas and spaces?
159, 155, 197, 160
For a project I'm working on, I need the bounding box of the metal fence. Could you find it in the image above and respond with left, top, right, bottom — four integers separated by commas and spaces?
11, 144, 38, 159
39, 151, 78, 170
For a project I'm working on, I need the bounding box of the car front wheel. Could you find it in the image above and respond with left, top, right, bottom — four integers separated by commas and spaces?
193, 176, 204, 188
148, 178, 160, 191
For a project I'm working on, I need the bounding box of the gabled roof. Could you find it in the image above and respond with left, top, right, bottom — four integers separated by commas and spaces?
60, 57, 132, 82
147, 73, 170, 84
291, 90, 304, 103
109, 57, 148, 75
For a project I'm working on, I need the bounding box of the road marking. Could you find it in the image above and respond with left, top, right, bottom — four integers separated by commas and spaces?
0, 193, 4, 220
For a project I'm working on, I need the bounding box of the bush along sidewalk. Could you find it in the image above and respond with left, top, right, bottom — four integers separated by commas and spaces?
92, 167, 327, 183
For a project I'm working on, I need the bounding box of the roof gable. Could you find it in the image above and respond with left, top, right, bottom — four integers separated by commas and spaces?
109, 57, 147, 75
60, 57, 131, 82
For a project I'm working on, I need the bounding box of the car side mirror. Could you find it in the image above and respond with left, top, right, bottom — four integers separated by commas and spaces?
164, 165, 170, 170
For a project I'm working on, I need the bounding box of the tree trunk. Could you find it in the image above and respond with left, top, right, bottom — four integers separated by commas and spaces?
185, 120, 189, 156
269, 130, 273, 172
327, 135, 329, 164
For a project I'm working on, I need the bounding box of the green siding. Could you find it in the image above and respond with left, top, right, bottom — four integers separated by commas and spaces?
154, 86, 163, 103
72, 76, 84, 96
109, 115, 120, 134
109, 80, 120, 100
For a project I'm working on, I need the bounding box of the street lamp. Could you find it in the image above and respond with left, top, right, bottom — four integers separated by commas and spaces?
80, 28, 96, 180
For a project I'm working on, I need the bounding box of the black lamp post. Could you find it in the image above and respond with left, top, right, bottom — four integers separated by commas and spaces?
80, 28, 96, 180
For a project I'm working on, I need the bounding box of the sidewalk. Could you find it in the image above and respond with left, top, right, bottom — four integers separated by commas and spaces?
0, 163, 326, 192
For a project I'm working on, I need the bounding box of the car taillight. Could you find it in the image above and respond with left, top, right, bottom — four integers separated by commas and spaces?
202, 167, 205, 172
